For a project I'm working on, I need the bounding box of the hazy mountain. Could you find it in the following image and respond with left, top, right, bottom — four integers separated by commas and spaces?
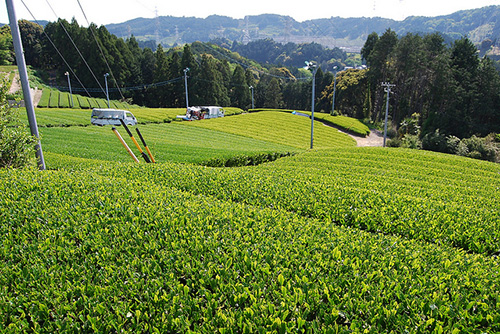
106, 6, 500, 52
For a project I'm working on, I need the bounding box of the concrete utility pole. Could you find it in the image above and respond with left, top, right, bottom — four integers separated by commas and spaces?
381, 82, 396, 147
184, 68, 190, 109
305, 61, 318, 149
331, 66, 338, 116
6, 0, 46, 170
104, 73, 110, 108
65, 72, 74, 108
249, 86, 254, 110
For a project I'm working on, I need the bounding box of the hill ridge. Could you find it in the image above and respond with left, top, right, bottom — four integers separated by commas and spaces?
106, 5, 500, 52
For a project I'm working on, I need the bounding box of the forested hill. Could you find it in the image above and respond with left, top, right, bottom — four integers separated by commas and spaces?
106, 6, 500, 51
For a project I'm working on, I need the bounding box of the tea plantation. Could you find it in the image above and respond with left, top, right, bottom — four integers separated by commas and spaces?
1, 110, 499, 333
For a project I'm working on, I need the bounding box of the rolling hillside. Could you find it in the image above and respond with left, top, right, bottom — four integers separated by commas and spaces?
1, 109, 499, 332
106, 5, 500, 52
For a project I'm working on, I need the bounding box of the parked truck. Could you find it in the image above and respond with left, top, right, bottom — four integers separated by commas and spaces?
177, 106, 225, 121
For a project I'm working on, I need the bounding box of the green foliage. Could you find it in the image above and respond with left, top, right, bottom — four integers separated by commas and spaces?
400, 134, 422, 149
39, 122, 299, 165
58, 91, 71, 108
77, 95, 90, 109
312, 113, 370, 137
0, 26, 13, 66
201, 152, 294, 167
185, 111, 356, 149
421, 130, 499, 162
0, 80, 36, 168
37, 89, 51, 108
422, 129, 448, 153
48, 90, 59, 108
362, 31, 500, 138
1, 148, 499, 332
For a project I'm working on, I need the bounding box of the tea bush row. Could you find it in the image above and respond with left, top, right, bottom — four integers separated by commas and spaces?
0, 166, 499, 333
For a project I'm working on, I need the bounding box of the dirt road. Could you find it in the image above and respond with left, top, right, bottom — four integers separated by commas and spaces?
322, 122, 384, 147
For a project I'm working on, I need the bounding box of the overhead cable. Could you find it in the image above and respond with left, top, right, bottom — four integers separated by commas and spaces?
44, 0, 107, 96
76, 0, 126, 100
19, 0, 91, 97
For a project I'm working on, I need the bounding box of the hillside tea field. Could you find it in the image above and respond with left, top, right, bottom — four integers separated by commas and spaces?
1, 146, 499, 333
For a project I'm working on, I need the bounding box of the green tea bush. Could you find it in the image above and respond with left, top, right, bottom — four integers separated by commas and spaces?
58, 91, 70, 108
1, 152, 499, 332
37, 89, 50, 108
77, 95, 90, 109
48, 89, 59, 108
201, 152, 293, 167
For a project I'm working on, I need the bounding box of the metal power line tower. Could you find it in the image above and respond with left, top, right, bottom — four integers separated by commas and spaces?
381, 82, 395, 147
242, 16, 251, 44
155, 6, 160, 45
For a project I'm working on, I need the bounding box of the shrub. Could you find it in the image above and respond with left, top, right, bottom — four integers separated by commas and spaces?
461, 135, 498, 162
422, 129, 448, 153
37, 89, 50, 108
386, 138, 402, 147
0, 80, 36, 168
445, 135, 461, 154
78, 95, 90, 109
401, 134, 422, 149
48, 90, 59, 107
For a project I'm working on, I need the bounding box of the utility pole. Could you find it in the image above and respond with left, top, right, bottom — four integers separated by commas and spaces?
305, 61, 318, 149
6, 0, 46, 170
249, 86, 254, 110
331, 66, 338, 116
65, 71, 74, 108
104, 73, 110, 108
183, 68, 190, 110
381, 82, 395, 147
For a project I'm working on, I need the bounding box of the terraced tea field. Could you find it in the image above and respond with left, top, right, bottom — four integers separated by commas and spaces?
1, 109, 499, 333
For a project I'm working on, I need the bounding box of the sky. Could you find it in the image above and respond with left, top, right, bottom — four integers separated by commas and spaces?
1, 0, 500, 26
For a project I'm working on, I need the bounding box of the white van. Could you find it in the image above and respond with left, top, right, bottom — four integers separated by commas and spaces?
91, 108, 137, 126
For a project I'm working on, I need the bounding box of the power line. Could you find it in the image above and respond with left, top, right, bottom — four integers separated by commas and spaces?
76, 0, 126, 100
44, 0, 106, 96
19, 0, 92, 97
53, 76, 183, 92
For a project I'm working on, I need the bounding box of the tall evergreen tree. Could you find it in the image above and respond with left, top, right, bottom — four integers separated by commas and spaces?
168, 51, 184, 107
153, 45, 170, 107
230, 65, 250, 109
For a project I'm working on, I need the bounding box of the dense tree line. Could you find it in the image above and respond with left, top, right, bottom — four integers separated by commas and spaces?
357, 29, 500, 138
6, 19, 335, 111
4, 19, 500, 144
4, 19, 258, 109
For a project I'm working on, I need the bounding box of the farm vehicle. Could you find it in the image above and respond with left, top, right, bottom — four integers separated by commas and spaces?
177, 106, 225, 121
